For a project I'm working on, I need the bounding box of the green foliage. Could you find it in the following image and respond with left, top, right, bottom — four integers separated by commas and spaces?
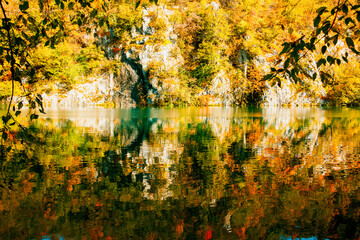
325, 62, 360, 105
0, 0, 107, 147
177, 2, 230, 87
147, 63, 193, 106
29, 43, 107, 91
102, 3, 142, 46
31, 43, 82, 89
2, 0, 360, 112
77, 45, 107, 74
273, 0, 360, 83
0, 80, 22, 99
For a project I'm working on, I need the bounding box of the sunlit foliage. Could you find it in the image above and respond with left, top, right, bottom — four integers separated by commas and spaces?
2, 0, 360, 109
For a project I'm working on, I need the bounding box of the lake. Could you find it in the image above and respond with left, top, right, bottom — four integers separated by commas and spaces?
1, 107, 360, 239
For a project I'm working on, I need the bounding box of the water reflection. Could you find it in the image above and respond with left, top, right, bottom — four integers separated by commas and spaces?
1, 107, 360, 239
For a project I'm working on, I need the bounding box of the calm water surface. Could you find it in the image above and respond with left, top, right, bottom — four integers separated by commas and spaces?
1, 107, 360, 239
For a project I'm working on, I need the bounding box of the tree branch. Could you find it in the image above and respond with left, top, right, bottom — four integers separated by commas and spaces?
0, 0, 16, 116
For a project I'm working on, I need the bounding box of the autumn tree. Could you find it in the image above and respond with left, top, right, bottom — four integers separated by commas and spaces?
0, 0, 107, 147
269, 0, 360, 87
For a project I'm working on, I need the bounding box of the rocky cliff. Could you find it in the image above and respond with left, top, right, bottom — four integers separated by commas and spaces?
41, 3, 327, 107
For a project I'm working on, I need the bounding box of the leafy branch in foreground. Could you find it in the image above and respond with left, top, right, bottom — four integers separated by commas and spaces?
267, 0, 360, 83
0, 0, 107, 148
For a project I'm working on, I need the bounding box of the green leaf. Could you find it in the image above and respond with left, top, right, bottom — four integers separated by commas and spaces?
135, 1, 140, 9
68, 2, 74, 9
99, 19, 104, 27
342, 56, 348, 63
312, 72, 317, 80
320, 72, 332, 82
357, 12, 360, 22
327, 56, 335, 65
284, 59, 290, 69
352, 5, 360, 10
22, 16, 27, 26
6, 146, 11, 152
263, 73, 275, 80
321, 22, 330, 33
336, 58, 341, 65
317, 58, 326, 68
55, 0, 60, 5
350, 47, 360, 54
2, 131, 8, 140
15, 111, 21, 117
19, 1, 29, 11
35, 96, 43, 107
310, 37, 316, 45
288, 28, 293, 34
342, 4, 348, 14
345, 17, 352, 25
314, 16, 321, 28
29, 100, 36, 109
316, 6, 327, 14
279, 44, 291, 55
321, 46, 327, 54
2, 115, 11, 124
333, 34, 339, 45
30, 114, 39, 121
18, 101, 23, 110
345, 37, 354, 48
90, 9, 98, 18
28, 68, 35, 78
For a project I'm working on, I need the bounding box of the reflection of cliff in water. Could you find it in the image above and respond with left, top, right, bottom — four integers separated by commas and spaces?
2, 107, 360, 239
39, 106, 360, 206
40, 107, 360, 200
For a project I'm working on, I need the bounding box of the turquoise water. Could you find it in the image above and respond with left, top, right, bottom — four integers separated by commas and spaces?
1, 107, 359, 239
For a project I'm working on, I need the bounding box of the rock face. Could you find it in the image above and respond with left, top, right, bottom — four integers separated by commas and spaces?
263, 78, 326, 106
122, 5, 184, 105
197, 70, 234, 105
43, 5, 183, 107
42, 64, 143, 108
42, 77, 107, 107
113, 61, 147, 107
41, 4, 327, 108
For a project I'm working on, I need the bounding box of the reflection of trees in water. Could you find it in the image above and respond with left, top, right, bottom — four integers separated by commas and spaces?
1, 114, 360, 239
